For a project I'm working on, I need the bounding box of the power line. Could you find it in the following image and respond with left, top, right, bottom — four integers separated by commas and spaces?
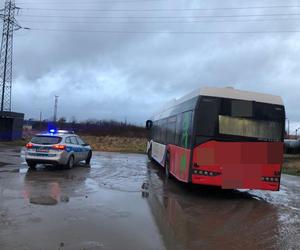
17, 17, 300, 24
18, 13, 300, 19
27, 28, 300, 34
18, 5, 300, 12
16, 0, 165, 4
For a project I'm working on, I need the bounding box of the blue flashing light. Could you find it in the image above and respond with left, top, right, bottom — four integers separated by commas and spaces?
47, 123, 57, 135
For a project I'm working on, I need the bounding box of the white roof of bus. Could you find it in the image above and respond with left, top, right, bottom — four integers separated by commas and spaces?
187, 86, 282, 105
154, 86, 283, 117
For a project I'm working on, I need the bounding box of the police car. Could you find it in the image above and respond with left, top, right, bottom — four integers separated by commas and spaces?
25, 130, 92, 169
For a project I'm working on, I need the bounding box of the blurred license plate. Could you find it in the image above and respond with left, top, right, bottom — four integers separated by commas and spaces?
36, 148, 49, 153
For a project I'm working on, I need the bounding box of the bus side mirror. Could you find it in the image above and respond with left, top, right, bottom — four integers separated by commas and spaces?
146, 120, 153, 130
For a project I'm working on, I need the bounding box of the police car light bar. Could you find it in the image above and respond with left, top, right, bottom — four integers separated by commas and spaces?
48, 129, 74, 134
57, 130, 75, 134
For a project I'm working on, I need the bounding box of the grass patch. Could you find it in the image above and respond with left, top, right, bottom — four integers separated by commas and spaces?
283, 154, 300, 176
82, 136, 147, 154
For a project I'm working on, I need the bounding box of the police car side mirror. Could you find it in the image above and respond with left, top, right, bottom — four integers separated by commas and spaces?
146, 120, 153, 130
82, 143, 89, 146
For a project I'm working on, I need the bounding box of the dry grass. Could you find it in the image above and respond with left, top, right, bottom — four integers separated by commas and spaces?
82, 136, 147, 154
283, 154, 300, 176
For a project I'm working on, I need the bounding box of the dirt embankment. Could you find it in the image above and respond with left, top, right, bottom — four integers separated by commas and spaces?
82, 136, 147, 154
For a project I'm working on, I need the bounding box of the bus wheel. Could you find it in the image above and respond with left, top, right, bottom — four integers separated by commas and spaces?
147, 147, 152, 161
165, 153, 170, 178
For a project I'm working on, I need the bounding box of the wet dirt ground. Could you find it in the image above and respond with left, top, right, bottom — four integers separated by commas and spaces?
0, 145, 299, 250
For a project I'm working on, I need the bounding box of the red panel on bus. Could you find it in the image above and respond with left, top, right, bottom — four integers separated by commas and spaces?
192, 141, 283, 191
168, 145, 190, 183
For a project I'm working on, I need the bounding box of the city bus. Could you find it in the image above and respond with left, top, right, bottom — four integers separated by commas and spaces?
146, 87, 285, 191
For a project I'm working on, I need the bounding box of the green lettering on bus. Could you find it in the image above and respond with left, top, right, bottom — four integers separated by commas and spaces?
180, 153, 187, 175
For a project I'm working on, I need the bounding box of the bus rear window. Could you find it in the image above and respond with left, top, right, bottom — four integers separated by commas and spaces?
231, 100, 253, 117
31, 136, 62, 145
219, 115, 282, 141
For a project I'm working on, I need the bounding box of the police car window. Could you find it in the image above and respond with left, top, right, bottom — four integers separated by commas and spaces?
31, 136, 62, 145
65, 137, 71, 144
70, 136, 78, 145
77, 137, 85, 145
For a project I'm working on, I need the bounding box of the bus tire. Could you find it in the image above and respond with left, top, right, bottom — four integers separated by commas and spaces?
147, 146, 152, 160
165, 153, 171, 179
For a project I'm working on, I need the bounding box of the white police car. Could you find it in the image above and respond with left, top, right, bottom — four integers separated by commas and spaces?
25, 130, 92, 169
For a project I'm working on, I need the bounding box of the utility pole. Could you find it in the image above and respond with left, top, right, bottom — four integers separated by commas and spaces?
0, 0, 21, 113
53, 95, 59, 122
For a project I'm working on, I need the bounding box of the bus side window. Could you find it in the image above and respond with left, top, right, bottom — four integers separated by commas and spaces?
167, 116, 176, 145
180, 111, 193, 148
157, 121, 161, 142
175, 113, 183, 146
161, 119, 167, 144
152, 121, 157, 141
157, 120, 162, 143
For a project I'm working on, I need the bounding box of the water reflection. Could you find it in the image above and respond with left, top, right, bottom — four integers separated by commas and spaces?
145, 161, 281, 250
23, 166, 90, 206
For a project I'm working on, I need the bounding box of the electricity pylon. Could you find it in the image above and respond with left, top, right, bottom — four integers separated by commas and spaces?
0, 0, 21, 112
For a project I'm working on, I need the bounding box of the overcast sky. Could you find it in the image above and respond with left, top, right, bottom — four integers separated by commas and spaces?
2, 0, 300, 130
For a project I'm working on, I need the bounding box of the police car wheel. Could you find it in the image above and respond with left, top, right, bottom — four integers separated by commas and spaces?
66, 155, 74, 169
86, 151, 92, 164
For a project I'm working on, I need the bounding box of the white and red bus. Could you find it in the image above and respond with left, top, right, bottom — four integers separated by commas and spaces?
146, 87, 285, 191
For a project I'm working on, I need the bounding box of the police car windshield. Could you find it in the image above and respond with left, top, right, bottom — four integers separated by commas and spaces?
31, 136, 62, 145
